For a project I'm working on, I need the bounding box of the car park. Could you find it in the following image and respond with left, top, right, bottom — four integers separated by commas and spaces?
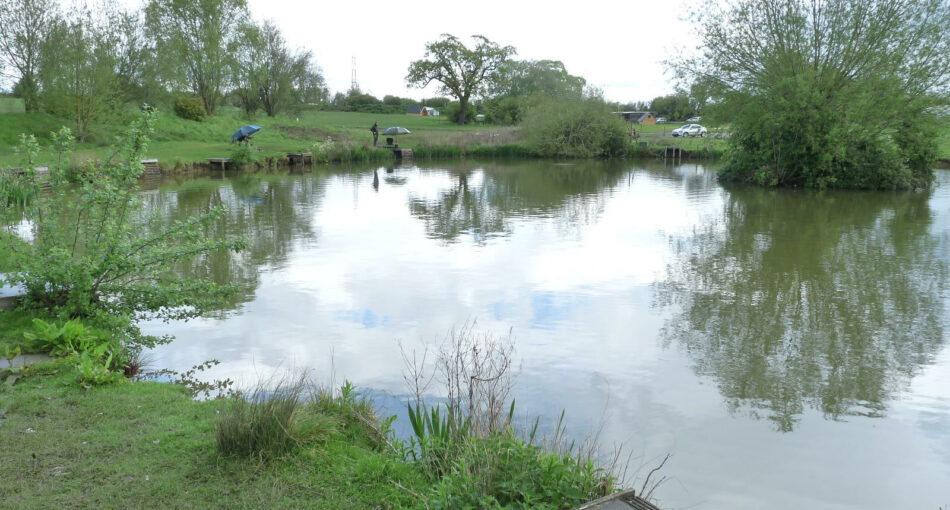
671, 124, 707, 137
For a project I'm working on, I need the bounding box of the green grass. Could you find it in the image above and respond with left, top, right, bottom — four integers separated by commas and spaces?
0, 365, 616, 509
0, 367, 429, 509
937, 117, 950, 161
0, 107, 506, 168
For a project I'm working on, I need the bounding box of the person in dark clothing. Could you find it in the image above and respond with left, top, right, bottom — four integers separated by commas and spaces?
370, 122, 379, 146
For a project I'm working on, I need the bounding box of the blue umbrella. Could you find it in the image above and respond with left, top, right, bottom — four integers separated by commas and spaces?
231, 125, 261, 143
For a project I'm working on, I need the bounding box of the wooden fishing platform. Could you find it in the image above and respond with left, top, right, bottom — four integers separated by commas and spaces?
575, 490, 662, 510
141, 159, 160, 176
393, 148, 413, 160
207, 158, 230, 170
661, 146, 682, 161
287, 152, 313, 166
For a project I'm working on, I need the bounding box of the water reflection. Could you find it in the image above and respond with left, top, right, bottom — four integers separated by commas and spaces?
142, 174, 324, 312
657, 186, 948, 431
407, 161, 626, 243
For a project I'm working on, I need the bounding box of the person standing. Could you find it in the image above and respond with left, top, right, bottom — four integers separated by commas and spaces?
370, 121, 379, 146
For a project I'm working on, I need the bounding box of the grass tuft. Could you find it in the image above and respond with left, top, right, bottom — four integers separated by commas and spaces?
216, 374, 307, 460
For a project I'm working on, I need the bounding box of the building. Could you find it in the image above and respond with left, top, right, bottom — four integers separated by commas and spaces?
406, 105, 440, 117
614, 111, 657, 125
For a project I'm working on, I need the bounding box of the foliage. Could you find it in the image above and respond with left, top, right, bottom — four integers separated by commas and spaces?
145, 0, 249, 116
520, 95, 628, 158
229, 140, 257, 165
0, 0, 58, 111
18, 317, 126, 388
4, 110, 246, 351
0, 171, 35, 206
484, 59, 586, 125
649, 93, 697, 122
407, 34, 516, 125
231, 21, 323, 117
310, 136, 335, 163
677, 0, 950, 189
39, 11, 124, 142
173, 95, 207, 121
21, 317, 115, 357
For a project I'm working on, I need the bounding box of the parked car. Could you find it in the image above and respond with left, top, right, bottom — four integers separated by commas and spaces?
671, 124, 707, 137
656, 117, 667, 123
686, 116, 702, 122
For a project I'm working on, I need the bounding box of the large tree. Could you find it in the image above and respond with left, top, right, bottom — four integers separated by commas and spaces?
406, 34, 515, 125
40, 11, 122, 141
0, 0, 58, 110
676, 0, 950, 189
145, 0, 248, 116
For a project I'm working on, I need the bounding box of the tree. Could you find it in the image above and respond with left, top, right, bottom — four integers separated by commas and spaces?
145, 0, 248, 116
675, 0, 950, 189
39, 11, 123, 141
491, 59, 585, 99
0, 0, 58, 110
484, 59, 585, 124
406, 34, 515, 125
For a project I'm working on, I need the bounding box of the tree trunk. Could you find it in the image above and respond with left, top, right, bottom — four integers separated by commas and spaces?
457, 95, 468, 125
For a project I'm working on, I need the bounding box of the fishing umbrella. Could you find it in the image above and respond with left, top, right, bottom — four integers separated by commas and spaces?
231, 125, 262, 143
381, 126, 411, 145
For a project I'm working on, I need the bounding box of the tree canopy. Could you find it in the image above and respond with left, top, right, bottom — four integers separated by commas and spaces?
676, 0, 950, 189
406, 34, 515, 125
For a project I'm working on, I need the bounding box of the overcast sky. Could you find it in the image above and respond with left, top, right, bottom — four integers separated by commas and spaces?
63, 0, 694, 103
243, 0, 693, 103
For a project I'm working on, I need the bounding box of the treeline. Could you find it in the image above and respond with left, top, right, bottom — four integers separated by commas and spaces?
0, 0, 329, 140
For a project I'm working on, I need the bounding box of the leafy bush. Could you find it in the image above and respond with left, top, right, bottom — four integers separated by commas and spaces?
311, 137, 336, 163
173, 95, 207, 121
5, 111, 246, 352
229, 141, 257, 166
520, 96, 627, 158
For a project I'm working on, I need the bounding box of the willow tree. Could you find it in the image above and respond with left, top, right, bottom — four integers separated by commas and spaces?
406, 34, 515, 125
675, 0, 950, 189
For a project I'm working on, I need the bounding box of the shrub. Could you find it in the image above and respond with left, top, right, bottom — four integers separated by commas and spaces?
229, 141, 257, 166
173, 95, 207, 121
520, 96, 627, 158
5, 111, 246, 353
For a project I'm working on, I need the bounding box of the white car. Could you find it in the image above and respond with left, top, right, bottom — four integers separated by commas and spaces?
671, 124, 707, 137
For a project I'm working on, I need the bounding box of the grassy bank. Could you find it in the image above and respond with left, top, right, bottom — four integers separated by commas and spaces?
0, 107, 733, 170
0, 367, 428, 508
0, 301, 618, 509
0, 108, 511, 169
0, 360, 616, 509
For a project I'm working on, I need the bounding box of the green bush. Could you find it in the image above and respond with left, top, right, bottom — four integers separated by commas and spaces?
520, 96, 627, 158
229, 141, 257, 166
173, 95, 207, 122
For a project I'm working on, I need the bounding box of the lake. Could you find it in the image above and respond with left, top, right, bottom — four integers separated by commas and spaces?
140, 160, 950, 509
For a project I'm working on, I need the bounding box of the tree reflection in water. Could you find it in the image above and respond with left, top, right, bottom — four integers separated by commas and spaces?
407, 161, 626, 244
656, 186, 949, 431
142, 174, 323, 314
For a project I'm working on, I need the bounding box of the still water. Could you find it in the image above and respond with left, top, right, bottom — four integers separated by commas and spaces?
141, 160, 950, 509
